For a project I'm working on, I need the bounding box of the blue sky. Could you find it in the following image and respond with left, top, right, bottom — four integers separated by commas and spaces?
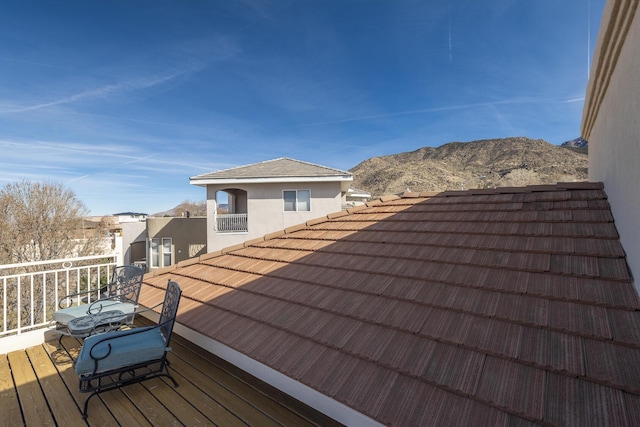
0, 0, 605, 215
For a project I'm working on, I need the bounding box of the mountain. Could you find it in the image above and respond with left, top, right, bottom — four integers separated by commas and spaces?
152, 200, 207, 217
562, 137, 588, 148
350, 137, 588, 197
561, 137, 588, 155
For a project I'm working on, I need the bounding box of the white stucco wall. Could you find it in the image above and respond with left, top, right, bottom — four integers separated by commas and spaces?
206, 181, 344, 252
583, 0, 640, 289
120, 221, 147, 265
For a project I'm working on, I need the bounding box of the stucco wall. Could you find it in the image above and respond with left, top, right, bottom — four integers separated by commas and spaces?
583, 0, 640, 289
147, 217, 207, 269
206, 181, 343, 252
120, 221, 147, 265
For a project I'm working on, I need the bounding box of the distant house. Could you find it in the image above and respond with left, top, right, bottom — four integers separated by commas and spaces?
116, 213, 207, 272
345, 186, 371, 207
145, 216, 207, 271
190, 158, 353, 252
113, 212, 147, 223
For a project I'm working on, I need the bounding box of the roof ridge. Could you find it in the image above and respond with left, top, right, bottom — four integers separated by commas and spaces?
259, 232, 626, 261
277, 157, 352, 175
396, 182, 604, 199
191, 157, 352, 180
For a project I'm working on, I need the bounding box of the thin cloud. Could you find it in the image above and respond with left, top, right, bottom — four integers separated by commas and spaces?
1, 70, 189, 114
300, 96, 584, 127
66, 174, 90, 183
0, 55, 73, 71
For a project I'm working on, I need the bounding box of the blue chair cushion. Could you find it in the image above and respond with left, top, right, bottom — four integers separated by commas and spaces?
53, 301, 136, 324
74, 327, 167, 375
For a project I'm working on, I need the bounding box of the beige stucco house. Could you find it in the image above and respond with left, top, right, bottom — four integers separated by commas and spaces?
582, 0, 640, 290
190, 158, 353, 252
145, 216, 207, 270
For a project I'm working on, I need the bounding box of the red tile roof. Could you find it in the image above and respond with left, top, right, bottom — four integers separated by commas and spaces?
141, 182, 640, 426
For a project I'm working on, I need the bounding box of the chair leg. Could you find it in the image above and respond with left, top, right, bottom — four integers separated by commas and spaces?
164, 359, 178, 387
82, 391, 99, 419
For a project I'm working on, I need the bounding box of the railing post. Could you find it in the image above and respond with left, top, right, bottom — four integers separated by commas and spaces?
216, 213, 248, 233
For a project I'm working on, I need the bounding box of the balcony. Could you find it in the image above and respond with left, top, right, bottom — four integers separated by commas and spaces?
0, 256, 336, 426
216, 213, 248, 233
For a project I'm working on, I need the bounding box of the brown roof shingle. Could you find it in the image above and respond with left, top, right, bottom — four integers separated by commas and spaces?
141, 182, 640, 426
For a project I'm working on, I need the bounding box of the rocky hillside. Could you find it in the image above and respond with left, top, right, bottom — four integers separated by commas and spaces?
350, 137, 588, 197
152, 200, 207, 217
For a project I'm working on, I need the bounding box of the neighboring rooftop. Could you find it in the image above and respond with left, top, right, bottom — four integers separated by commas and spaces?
142, 182, 640, 426
190, 158, 353, 186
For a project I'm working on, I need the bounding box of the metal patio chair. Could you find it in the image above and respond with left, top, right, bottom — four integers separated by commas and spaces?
74, 280, 182, 419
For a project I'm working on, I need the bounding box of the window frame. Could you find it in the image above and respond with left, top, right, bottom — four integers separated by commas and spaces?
150, 238, 160, 268
150, 237, 173, 268
283, 189, 311, 212
162, 237, 172, 267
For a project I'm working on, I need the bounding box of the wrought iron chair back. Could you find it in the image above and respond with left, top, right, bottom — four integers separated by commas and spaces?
158, 279, 181, 344
105, 265, 144, 303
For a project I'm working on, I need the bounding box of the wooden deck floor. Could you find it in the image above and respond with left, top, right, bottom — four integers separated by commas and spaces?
0, 322, 340, 427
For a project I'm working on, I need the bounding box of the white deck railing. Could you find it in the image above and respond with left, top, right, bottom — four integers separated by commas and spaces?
0, 254, 117, 339
216, 213, 248, 233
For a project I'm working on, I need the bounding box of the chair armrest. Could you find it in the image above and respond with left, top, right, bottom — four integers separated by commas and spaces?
86, 316, 175, 362
86, 293, 135, 315
58, 287, 107, 309
86, 311, 130, 335
131, 301, 164, 316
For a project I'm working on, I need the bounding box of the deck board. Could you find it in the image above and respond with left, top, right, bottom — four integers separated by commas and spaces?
0, 354, 22, 427
1, 326, 341, 427
25, 345, 85, 427
7, 350, 55, 426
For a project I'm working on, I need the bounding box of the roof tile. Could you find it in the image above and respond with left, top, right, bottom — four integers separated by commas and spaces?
583, 340, 640, 392
518, 327, 585, 375
420, 342, 486, 395
607, 309, 640, 344
476, 356, 545, 420
544, 373, 628, 426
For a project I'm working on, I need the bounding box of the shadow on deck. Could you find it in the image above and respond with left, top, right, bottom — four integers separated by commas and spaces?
1, 318, 341, 426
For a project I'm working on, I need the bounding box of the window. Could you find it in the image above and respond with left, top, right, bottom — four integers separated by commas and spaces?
162, 238, 172, 267
150, 239, 159, 268
283, 190, 311, 212
150, 238, 172, 268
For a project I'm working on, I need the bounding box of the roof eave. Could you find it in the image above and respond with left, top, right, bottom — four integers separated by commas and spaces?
190, 175, 353, 187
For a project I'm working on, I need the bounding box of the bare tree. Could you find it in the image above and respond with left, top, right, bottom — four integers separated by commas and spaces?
501, 169, 538, 187
0, 180, 113, 332
0, 180, 105, 264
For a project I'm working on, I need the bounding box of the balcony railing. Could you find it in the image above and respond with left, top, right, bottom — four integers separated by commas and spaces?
0, 254, 117, 341
216, 213, 248, 233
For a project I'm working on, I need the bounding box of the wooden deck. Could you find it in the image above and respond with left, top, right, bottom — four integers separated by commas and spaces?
0, 321, 341, 427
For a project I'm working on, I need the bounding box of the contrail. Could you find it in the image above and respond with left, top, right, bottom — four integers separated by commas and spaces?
448, 1, 453, 63
300, 97, 578, 127
1, 70, 189, 114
